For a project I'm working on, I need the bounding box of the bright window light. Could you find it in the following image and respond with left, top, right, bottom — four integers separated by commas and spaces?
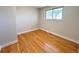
45, 7, 63, 20
53, 8, 63, 20
45, 9, 53, 20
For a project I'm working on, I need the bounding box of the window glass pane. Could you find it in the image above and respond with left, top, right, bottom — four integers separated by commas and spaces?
53, 8, 63, 19
46, 10, 53, 19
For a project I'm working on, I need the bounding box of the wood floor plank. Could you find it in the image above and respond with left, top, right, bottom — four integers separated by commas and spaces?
1, 43, 19, 53
1, 29, 79, 53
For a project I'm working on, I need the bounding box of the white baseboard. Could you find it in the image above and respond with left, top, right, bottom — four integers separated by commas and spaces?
17, 28, 39, 35
1, 40, 18, 49
40, 28, 79, 44
17, 28, 79, 44
0, 28, 38, 51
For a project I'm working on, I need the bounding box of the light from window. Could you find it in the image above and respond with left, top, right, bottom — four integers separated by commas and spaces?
53, 8, 63, 19
45, 9, 52, 20
45, 7, 63, 20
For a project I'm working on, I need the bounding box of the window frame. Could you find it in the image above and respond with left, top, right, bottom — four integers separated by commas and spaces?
45, 7, 64, 20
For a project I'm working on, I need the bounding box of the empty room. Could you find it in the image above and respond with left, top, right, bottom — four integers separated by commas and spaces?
0, 6, 79, 53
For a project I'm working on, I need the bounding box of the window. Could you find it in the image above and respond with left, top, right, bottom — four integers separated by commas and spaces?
45, 7, 63, 20
45, 9, 53, 20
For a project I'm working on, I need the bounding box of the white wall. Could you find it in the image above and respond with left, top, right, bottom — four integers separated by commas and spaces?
39, 6, 79, 42
16, 7, 39, 33
0, 7, 16, 46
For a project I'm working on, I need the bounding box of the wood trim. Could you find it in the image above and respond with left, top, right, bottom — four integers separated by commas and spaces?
0, 28, 39, 51
40, 28, 79, 44
17, 28, 39, 35
17, 28, 79, 44
1, 43, 19, 53
1, 40, 18, 49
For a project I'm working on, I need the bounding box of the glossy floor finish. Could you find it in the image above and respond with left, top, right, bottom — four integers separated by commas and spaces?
1, 43, 19, 53
1, 29, 79, 53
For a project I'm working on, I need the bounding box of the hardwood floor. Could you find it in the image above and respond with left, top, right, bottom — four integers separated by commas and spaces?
1, 43, 19, 53
1, 29, 79, 53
